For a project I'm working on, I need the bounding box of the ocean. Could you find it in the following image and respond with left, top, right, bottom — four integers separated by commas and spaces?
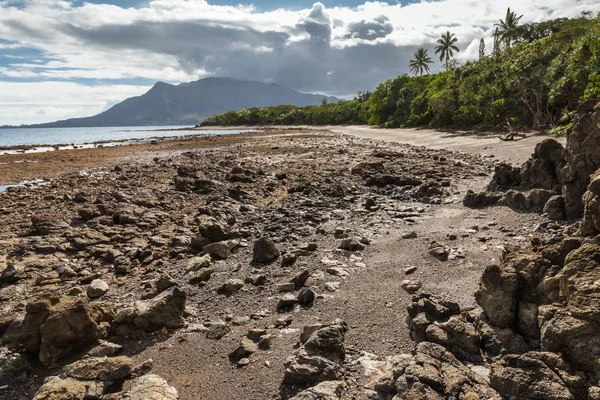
0, 126, 254, 151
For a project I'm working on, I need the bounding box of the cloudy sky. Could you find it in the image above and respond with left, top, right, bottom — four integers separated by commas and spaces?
0, 0, 598, 125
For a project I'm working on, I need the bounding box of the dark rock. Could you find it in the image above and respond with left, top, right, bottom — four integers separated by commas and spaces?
253, 237, 279, 264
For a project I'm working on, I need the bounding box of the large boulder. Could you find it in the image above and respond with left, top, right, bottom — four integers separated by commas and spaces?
115, 287, 186, 332
372, 342, 501, 400
490, 352, 585, 400
126, 374, 179, 400
2, 294, 113, 366
283, 320, 348, 385
464, 101, 600, 220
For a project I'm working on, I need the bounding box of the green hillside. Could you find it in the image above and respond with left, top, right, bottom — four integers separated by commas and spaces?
201, 12, 600, 131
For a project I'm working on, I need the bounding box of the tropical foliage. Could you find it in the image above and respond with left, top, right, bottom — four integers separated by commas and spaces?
201, 13, 600, 130
409, 47, 433, 76
435, 31, 460, 69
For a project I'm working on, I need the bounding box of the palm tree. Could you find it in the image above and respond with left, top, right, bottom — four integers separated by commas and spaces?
434, 31, 459, 70
494, 7, 523, 48
409, 47, 433, 76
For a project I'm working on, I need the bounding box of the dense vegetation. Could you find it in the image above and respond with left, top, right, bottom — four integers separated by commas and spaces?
201, 13, 600, 130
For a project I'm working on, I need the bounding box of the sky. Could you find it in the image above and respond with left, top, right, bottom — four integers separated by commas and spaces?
0, 0, 599, 125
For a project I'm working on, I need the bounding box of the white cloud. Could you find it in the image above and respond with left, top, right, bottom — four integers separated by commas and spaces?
0, 0, 598, 124
0, 81, 150, 125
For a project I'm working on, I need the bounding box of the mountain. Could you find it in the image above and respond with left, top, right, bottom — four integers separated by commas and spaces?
19, 78, 339, 128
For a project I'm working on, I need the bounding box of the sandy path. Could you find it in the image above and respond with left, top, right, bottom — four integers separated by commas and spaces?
328, 126, 560, 165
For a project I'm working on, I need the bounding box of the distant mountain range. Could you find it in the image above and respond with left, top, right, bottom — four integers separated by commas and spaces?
9, 78, 339, 128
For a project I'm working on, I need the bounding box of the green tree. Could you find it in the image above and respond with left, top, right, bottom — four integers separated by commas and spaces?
494, 7, 523, 48
435, 31, 460, 70
409, 47, 433, 76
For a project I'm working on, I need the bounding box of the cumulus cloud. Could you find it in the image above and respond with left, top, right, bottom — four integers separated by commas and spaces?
0, 0, 599, 124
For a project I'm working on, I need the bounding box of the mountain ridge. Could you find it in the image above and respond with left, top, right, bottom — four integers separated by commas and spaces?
6, 77, 339, 128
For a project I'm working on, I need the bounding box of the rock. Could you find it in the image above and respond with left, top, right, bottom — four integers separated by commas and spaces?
31, 214, 70, 235
0, 264, 23, 284
429, 246, 449, 261
403, 266, 417, 275
401, 231, 417, 239
400, 280, 422, 294
237, 358, 250, 368
475, 263, 518, 328
126, 374, 179, 400
258, 334, 273, 350
87, 279, 109, 299
130, 286, 186, 331
580, 170, 600, 236
86, 340, 123, 357
338, 238, 365, 252
544, 195, 566, 220
389, 342, 501, 400
186, 254, 212, 272
298, 288, 316, 307
64, 356, 133, 381
2, 294, 113, 366
200, 223, 232, 242
190, 235, 211, 251
278, 282, 296, 292
218, 279, 244, 296
188, 268, 214, 284
277, 294, 298, 312
283, 320, 347, 385
206, 323, 231, 340
32, 376, 101, 400
365, 198, 377, 211
229, 337, 258, 360
202, 241, 230, 260
290, 380, 346, 400
490, 353, 576, 400
291, 269, 311, 289
253, 237, 280, 264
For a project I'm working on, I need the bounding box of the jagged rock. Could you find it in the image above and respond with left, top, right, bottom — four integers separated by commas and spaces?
64, 356, 133, 381
186, 254, 212, 272
283, 320, 347, 385
32, 376, 102, 400
520, 139, 566, 191
229, 337, 258, 360
490, 352, 580, 400
206, 323, 231, 340
580, 170, 600, 236
2, 294, 113, 366
407, 293, 481, 363
486, 163, 522, 191
253, 237, 280, 264
188, 268, 214, 284
202, 241, 230, 260
31, 214, 70, 235
200, 223, 232, 242
86, 340, 123, 358
386, 342, 501, 400
114, 287, 186, 332
475, 263, 518, 328
463, 190, 503, 208
290, 380, 346, 400
465, 101, 600, 220
125, 374, 179, 400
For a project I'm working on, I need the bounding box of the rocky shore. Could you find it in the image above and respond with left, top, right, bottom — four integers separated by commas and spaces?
0, 111, 596, 400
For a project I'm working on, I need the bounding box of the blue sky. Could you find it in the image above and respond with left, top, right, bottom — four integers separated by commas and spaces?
1, 0, 598, 125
